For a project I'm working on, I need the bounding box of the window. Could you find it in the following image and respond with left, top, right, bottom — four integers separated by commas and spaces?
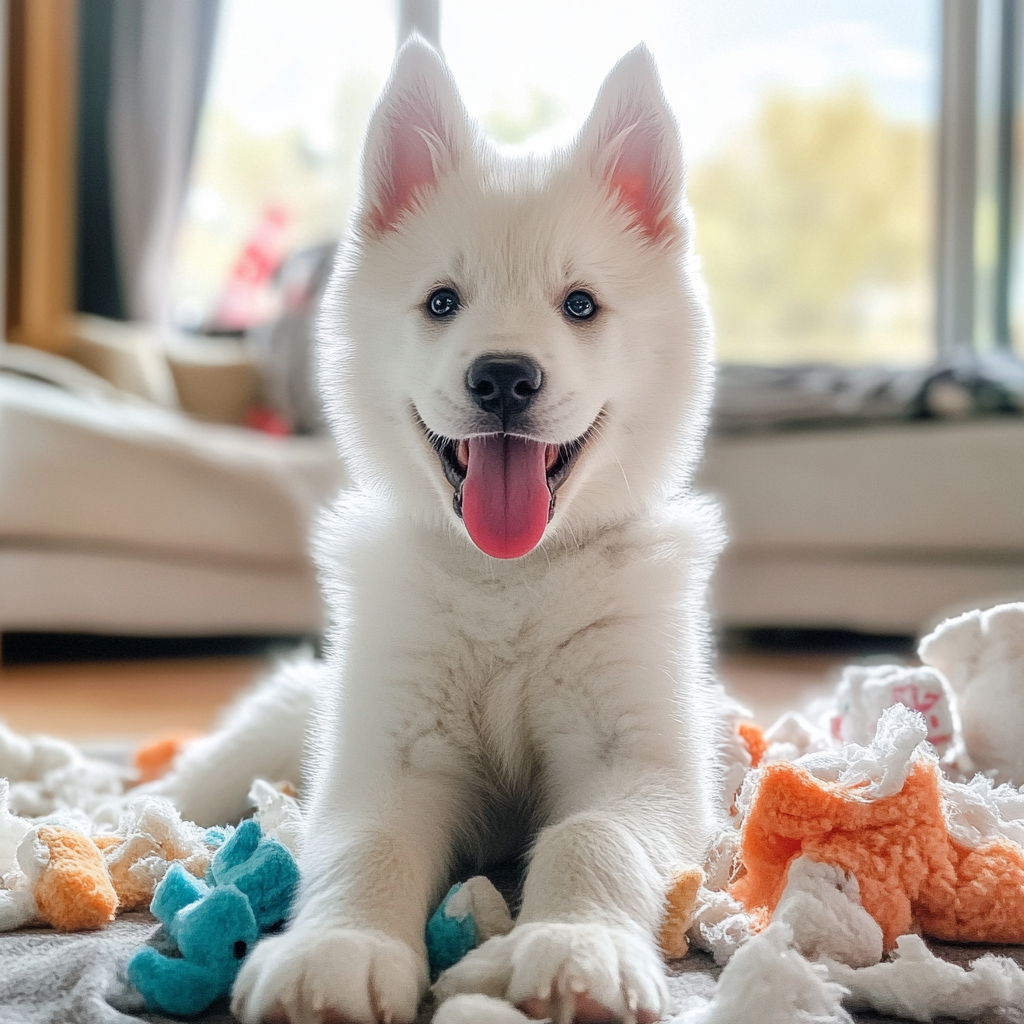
442, 0, 938, 367
170, 0, 396, 331
179, 2, 1024, 374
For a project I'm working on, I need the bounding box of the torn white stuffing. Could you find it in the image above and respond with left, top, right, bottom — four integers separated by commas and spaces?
797, 703, 929, 800
0, 880, 35, 931
686, 887, 753, 966
714, 686, 755, 813
700, 828, 740, 893
674, 922, 852, 1024
249, 778, 305, 856
0, 722, 133, 818
0, 779, 30, 878
941, 772, 1024, 849
0, 782, 37, 931
773, 857, 882, 969
824, 933, 1024, 1022
761, 711, 830, 766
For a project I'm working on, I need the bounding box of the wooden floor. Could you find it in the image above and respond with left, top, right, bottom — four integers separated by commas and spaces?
0, 657, 269, 743
0, 653, 846, 745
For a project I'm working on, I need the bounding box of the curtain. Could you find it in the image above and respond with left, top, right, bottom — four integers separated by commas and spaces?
107, 0, 220, 325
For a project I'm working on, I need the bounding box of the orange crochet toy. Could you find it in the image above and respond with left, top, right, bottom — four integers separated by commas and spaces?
31, 826, 118, 931
658, 865, 704, 958
732, 758, 1024, 950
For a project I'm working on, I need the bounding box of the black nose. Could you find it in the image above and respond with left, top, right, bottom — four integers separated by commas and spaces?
466, 355, 543, 430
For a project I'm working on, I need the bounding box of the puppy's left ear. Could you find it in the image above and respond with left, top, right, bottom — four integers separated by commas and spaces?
577, 45, 683, 242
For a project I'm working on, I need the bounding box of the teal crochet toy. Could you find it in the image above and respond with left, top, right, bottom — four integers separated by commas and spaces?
127, 819, 298, 1016
425, 875, 513, 979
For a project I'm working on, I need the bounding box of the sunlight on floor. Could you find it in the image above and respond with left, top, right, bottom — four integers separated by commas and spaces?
0, 658, 268, 744
0, 653, 844, 745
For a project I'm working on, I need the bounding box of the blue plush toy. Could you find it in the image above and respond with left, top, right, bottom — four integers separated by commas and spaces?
127, 819, 298, 1016
425, 876, 513, 979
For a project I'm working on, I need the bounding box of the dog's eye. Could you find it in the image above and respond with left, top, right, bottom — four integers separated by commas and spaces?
563, 290, 597, 320
427, 288, 460, 318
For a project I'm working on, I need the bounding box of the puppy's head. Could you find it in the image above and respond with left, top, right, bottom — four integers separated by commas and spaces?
320, 39, 713, 559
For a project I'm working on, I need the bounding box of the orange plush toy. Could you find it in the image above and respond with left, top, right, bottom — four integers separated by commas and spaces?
29, 826, 119, 931
732, 755, 1024, 950
133, 732, 199, 785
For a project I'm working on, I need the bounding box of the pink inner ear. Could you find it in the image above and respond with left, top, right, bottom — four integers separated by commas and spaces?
605, 115, 671, 241
371, 92, 445, 233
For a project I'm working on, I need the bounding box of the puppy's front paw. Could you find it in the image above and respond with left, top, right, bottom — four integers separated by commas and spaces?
434, 922, 668, 1023
231, 925, 426, 1023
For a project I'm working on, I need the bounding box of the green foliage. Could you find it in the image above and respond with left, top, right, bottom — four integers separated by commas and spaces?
690, 88, 933, 365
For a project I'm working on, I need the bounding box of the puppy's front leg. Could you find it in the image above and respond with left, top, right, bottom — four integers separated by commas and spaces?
438, 764, 710, 1024
232, 767, 462, 1024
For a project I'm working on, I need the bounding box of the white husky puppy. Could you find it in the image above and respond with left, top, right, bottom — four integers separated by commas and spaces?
156, 38, 724, 1024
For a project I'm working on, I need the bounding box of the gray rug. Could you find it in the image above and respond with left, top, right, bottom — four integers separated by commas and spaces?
0, 913, 234, 1024
3, 913, 1024, 1023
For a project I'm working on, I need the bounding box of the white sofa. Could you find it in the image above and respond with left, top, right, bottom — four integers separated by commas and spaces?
5, 342, 1022, 640
0, 345, 346, 636
699, 419, 1024, 634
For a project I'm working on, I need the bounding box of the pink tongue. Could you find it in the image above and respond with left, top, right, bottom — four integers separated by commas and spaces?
461, 435, 550, 559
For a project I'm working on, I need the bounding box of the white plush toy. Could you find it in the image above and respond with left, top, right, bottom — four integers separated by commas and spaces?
919, 602, 1024, 784
829, 663, 960, 760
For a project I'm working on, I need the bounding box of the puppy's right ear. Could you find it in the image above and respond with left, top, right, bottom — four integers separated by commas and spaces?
576, 44, 683, 244
359, 38, 473, 235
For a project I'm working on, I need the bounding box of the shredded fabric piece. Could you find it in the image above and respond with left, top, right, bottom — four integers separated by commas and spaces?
796, 702, 928, 800
824, 933, 1024, 1022
674, 922, 852, 1023
249, 779, 304, 857
102, 798, 212, 910
687, 887, 754, 966
0, 723, 133, 819
773, 857, 882, 969
919, 602, 1024, 785
830, 664, 960, 760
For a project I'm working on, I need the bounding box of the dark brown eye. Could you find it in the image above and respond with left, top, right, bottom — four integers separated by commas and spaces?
563, 290, 597, 320
427, 288, 460, 318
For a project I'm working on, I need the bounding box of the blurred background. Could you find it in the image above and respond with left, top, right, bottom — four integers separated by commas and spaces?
1, 0, 1023, 739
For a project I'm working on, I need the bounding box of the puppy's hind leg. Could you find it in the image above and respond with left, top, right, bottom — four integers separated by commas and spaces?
140, 651, 326, 827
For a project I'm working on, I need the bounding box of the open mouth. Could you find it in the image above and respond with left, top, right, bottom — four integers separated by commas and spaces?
419, 416, 597, 559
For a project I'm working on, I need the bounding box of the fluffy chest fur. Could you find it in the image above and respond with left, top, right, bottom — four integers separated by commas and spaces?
319, 489, 721, 840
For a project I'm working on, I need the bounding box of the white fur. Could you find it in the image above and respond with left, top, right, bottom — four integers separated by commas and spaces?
158, 38, 725, 1023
